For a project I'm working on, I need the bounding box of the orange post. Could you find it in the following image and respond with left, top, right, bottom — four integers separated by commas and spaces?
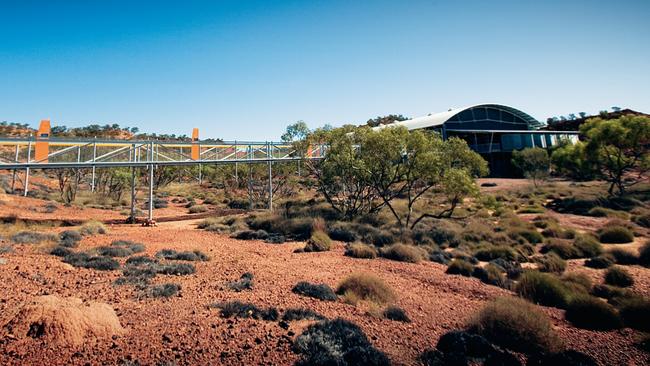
34, 119, 51, 162
191, 128, 199, 160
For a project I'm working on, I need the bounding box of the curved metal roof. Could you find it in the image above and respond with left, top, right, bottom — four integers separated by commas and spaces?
373, 103, 541, 131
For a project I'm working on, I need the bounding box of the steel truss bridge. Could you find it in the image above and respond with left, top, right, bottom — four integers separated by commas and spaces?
0, 122, 325, 222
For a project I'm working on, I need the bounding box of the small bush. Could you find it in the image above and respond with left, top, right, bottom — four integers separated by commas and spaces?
125, 255, 158, 266
50, 246, 72, 257
573, 235, 603, 258
211, 301, 278, 321
640, 241, 650, 267
633, 213, 650, 228
64, 252, 120, 271
561, 272, 592, 294
111, 240, 145, 253
541, 226, 576, 240
96, 246, 133, 257
304, 230, 332, 252
591, 284, 634, 300
379, 244, 426, 263
292, 318, 390, 366
155, 249, 209, 261
383, 306, 410, 322
588, 206, 630, 219
490, 258, 523, 279
232, 230, 268, 240
11, 231, 55, 244
472, 264, 506, 287
327, 222, 358, 242
604, 266, 634, 287
541, 240, 579, 259
446, 259, 474, 277
292, 281, 337, 301
599, 226, 634, 244
344, 243, 378, 259
516, 271, 571, 308
148, 283, 181, 298
282, 308, 326, 322
59, 230, 82, 248
429, 250, 452, 265
512, 228, 544, 244
468, 296, 561, 354
565, 295, 622, 330
534, 253, 566, 274
226, 272, 254, 292
189, 205, 208, 214
156, 263, 196, 276
584, 254, 614, 269
336, 272, 396, 305
0, 245, 14, 254
609, 248, 639, 265
618, 297, 650, 332
79, 220, 107, 236
473, 245, 521, 262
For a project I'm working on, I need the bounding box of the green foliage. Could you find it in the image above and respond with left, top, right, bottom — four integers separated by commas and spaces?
565, 295, 622, 330
516, 271, 571, 308
472, 264, 507, 287
304, 230, 332, 252
599, 226, 634, 244
512, 147, 550, 186
618, 297, 650, 332
473, 245, 521, 262
379, 244, 427, 263
551, 141, 597, 181
534, 253, 567, 274
281, 120, 310, 142
604, 266, 634, 287
468, 297, 562, 354
336, 272, 396, 305
344, 242, 378, 259
573, 235, 603, 258
446, 259, 474, 277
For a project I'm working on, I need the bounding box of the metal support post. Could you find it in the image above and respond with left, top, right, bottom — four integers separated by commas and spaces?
267, 142, 273, 211
11, 145, 19, 193
91, 140, 97, 192
148, 164, 154, 221
24, 139, 32, 196
129, 166, 136, 222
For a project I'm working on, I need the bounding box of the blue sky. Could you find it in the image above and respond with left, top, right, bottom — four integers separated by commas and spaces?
1, 0, 649, 140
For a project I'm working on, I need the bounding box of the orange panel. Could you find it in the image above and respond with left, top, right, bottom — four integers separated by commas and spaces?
191, 128, 199, 160
34, 119, 51, 162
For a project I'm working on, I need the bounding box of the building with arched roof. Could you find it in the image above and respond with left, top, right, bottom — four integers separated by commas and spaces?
374, 103, 579, 176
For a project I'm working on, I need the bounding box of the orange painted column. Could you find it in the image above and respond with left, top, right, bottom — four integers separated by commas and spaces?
190, 128, 199, 160
34, 119, 51, 163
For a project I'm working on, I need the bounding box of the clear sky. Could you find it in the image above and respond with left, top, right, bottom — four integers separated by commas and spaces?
1, 0, 649, 140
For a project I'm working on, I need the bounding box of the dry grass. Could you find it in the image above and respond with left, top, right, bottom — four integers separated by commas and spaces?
336, 272, 396, 305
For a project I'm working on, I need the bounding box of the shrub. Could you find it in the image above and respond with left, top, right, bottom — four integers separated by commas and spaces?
155, 249, 209, 261
604, 266, 634, 287
226, 272, 254, 292
59, 230, 82, 248
633, 213, 650, 228
0, 245, 14, 254
292, 318, 390, 366
282, 308, 326, 322
379, 244, 426, 263
232, 230, 268, 240
79, 220, 107, 236
344, 243, 378, 259
599, 226, 634, 244
148, 283, 181, 298
50, 246, 72, 257
588, 206, 630, 219
609, 248, 639, 265
336, 272, 396, 305
573, 235, 603, 258
446, 259, 474, 277
561, 272, 592, 294
429, 250, 452, 265
125, 255, 158, 266
472, 264, 506, 287
490, 258, 523, 279
211, 301, 278, 321
511, 228, 544, 244
383, 306, 410, 322
541, 226, 576, 240
516, 271, 571, 308
155, 263, 196, 275
640, 241, 650, 267
96, 246, 133, 257
189, 205, 208, 214
565, 295, 622, 330
292, 282, 337, 301
584, 254, 614, 269
304, 230, 332, 252
11, 231, 55, 244
468, 296, 561, 354
327, 222, 358, 242
63, 252, 120, 271
591, 284, 634, 300
540, 240, 579, 259
473, 245, 520, 262
618, 297, 650, 331
534, 253, 566, 274
111, 240, 145, 253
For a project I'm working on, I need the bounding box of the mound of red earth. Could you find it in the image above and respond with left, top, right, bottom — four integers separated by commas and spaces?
2, 295, 125, 347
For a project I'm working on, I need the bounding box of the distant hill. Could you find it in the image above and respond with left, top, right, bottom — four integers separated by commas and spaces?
542, 109, 650, 131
